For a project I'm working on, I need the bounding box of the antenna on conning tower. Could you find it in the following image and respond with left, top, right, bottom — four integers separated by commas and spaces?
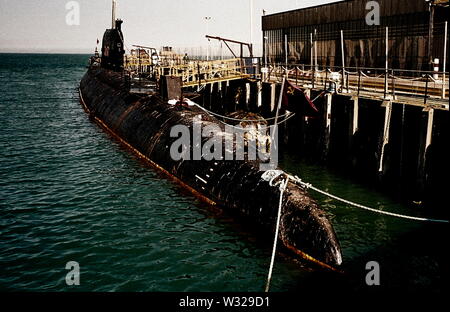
112, 0, 117, 29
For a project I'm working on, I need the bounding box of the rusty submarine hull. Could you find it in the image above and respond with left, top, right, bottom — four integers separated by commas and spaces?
78, 18, 342, 268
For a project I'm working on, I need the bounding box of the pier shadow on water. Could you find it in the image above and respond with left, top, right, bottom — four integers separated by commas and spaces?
278, 153, 449, 295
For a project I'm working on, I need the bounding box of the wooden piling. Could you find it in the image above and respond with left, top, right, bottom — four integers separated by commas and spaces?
325, 93, 332, 132
379, 100, 392, 173
246, 82, 251, 109
352, 96, 359, 135
270, 83, 276, 113
425, 108, 434, 153
257, 81, 262, 108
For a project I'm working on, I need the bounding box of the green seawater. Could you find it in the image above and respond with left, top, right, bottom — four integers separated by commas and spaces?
0, 54, 446, 292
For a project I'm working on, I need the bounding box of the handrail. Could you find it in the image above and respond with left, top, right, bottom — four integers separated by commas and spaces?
125, 57, 258, 88
264, 62, 449, 104
266, 62, 449, 76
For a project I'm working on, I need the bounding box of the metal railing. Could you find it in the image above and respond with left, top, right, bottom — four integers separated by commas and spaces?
263, 63, 449, 107
156, 58, 246, 86
124, 55, 261, 88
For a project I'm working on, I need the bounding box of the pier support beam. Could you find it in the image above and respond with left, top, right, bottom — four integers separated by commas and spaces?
205, 83, 212, 110
417, 106, 435, 196
270, 83, 276, 113
352, 96, 359, 135
304, 89, 312, 122
246, 82, 251, 109
425, 107, 434, 155
220, 81, 227, 111
378, 100, 392, 173
323, 92, 333, 160
212, 82, 221, 111
442, 21, 447, 99
257, 81, 262, 108
325, 93, 332, 132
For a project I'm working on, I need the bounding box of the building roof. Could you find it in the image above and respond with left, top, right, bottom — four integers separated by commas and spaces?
262, 0, 429, 30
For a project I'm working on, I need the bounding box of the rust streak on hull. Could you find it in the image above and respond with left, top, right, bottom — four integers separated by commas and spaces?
79, 87, 217, 206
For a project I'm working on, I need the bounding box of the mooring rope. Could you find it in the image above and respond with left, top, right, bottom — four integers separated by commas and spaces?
290, 175, 449, 224
192, 103, 292, 122
344, 69, 359, 75
264, 174, 289, 292
311, 90, 327, 103
387, 74, 431, 82
360, 71, 385, 79
260, 169, 448, 292
192, 103, 296, 131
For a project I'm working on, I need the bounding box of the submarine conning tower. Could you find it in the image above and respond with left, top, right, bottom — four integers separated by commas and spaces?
101, 18, 125, 72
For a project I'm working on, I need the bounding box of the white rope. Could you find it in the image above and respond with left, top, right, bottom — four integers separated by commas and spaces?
360, 71, 384, 79
311, 90, 327, 103
426, 74, 437, 83
261, 169, 448, 292
265, 174, 289, 292
388, 74, 427, 82
269, 112, 297, 127
344, 69, 358, 75
192, 103, 296, 131
291, 175, 449, 224
192, 103, 291, 122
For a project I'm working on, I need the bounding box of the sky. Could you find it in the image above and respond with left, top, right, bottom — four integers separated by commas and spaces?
0, 0, 336, 55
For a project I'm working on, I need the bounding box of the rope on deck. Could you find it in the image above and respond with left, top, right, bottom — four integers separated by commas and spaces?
290, 175, 449, 224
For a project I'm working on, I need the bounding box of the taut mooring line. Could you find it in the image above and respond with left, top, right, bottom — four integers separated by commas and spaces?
264, 175, 289, 292
291, 175, 449, 224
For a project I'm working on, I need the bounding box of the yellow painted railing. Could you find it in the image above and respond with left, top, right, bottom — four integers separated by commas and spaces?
124, 56, 250, 87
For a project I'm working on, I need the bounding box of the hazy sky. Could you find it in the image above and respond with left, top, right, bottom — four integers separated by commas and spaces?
0, 0, 335, 54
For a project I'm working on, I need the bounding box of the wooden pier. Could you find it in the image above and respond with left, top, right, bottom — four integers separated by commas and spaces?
265, 64, 449, 111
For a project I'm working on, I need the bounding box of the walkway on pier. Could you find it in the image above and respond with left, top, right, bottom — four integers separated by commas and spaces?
265, 64, 449, 111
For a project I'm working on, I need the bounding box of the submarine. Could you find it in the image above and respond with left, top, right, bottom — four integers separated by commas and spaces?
78, 9, 342, 268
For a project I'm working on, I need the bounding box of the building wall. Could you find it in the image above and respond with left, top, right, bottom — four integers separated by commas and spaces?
262, 0, 448, 71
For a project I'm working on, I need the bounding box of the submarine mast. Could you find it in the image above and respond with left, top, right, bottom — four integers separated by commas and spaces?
112, 0, 116, 29
101, 0, 124, 71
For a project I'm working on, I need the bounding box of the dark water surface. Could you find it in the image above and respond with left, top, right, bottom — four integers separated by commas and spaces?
0, 54, 447, 292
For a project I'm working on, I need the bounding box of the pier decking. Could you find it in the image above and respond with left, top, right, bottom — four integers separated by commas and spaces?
265, 64, 449, 110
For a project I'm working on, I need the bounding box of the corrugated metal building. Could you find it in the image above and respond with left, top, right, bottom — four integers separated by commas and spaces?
262, 0, 449, 71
